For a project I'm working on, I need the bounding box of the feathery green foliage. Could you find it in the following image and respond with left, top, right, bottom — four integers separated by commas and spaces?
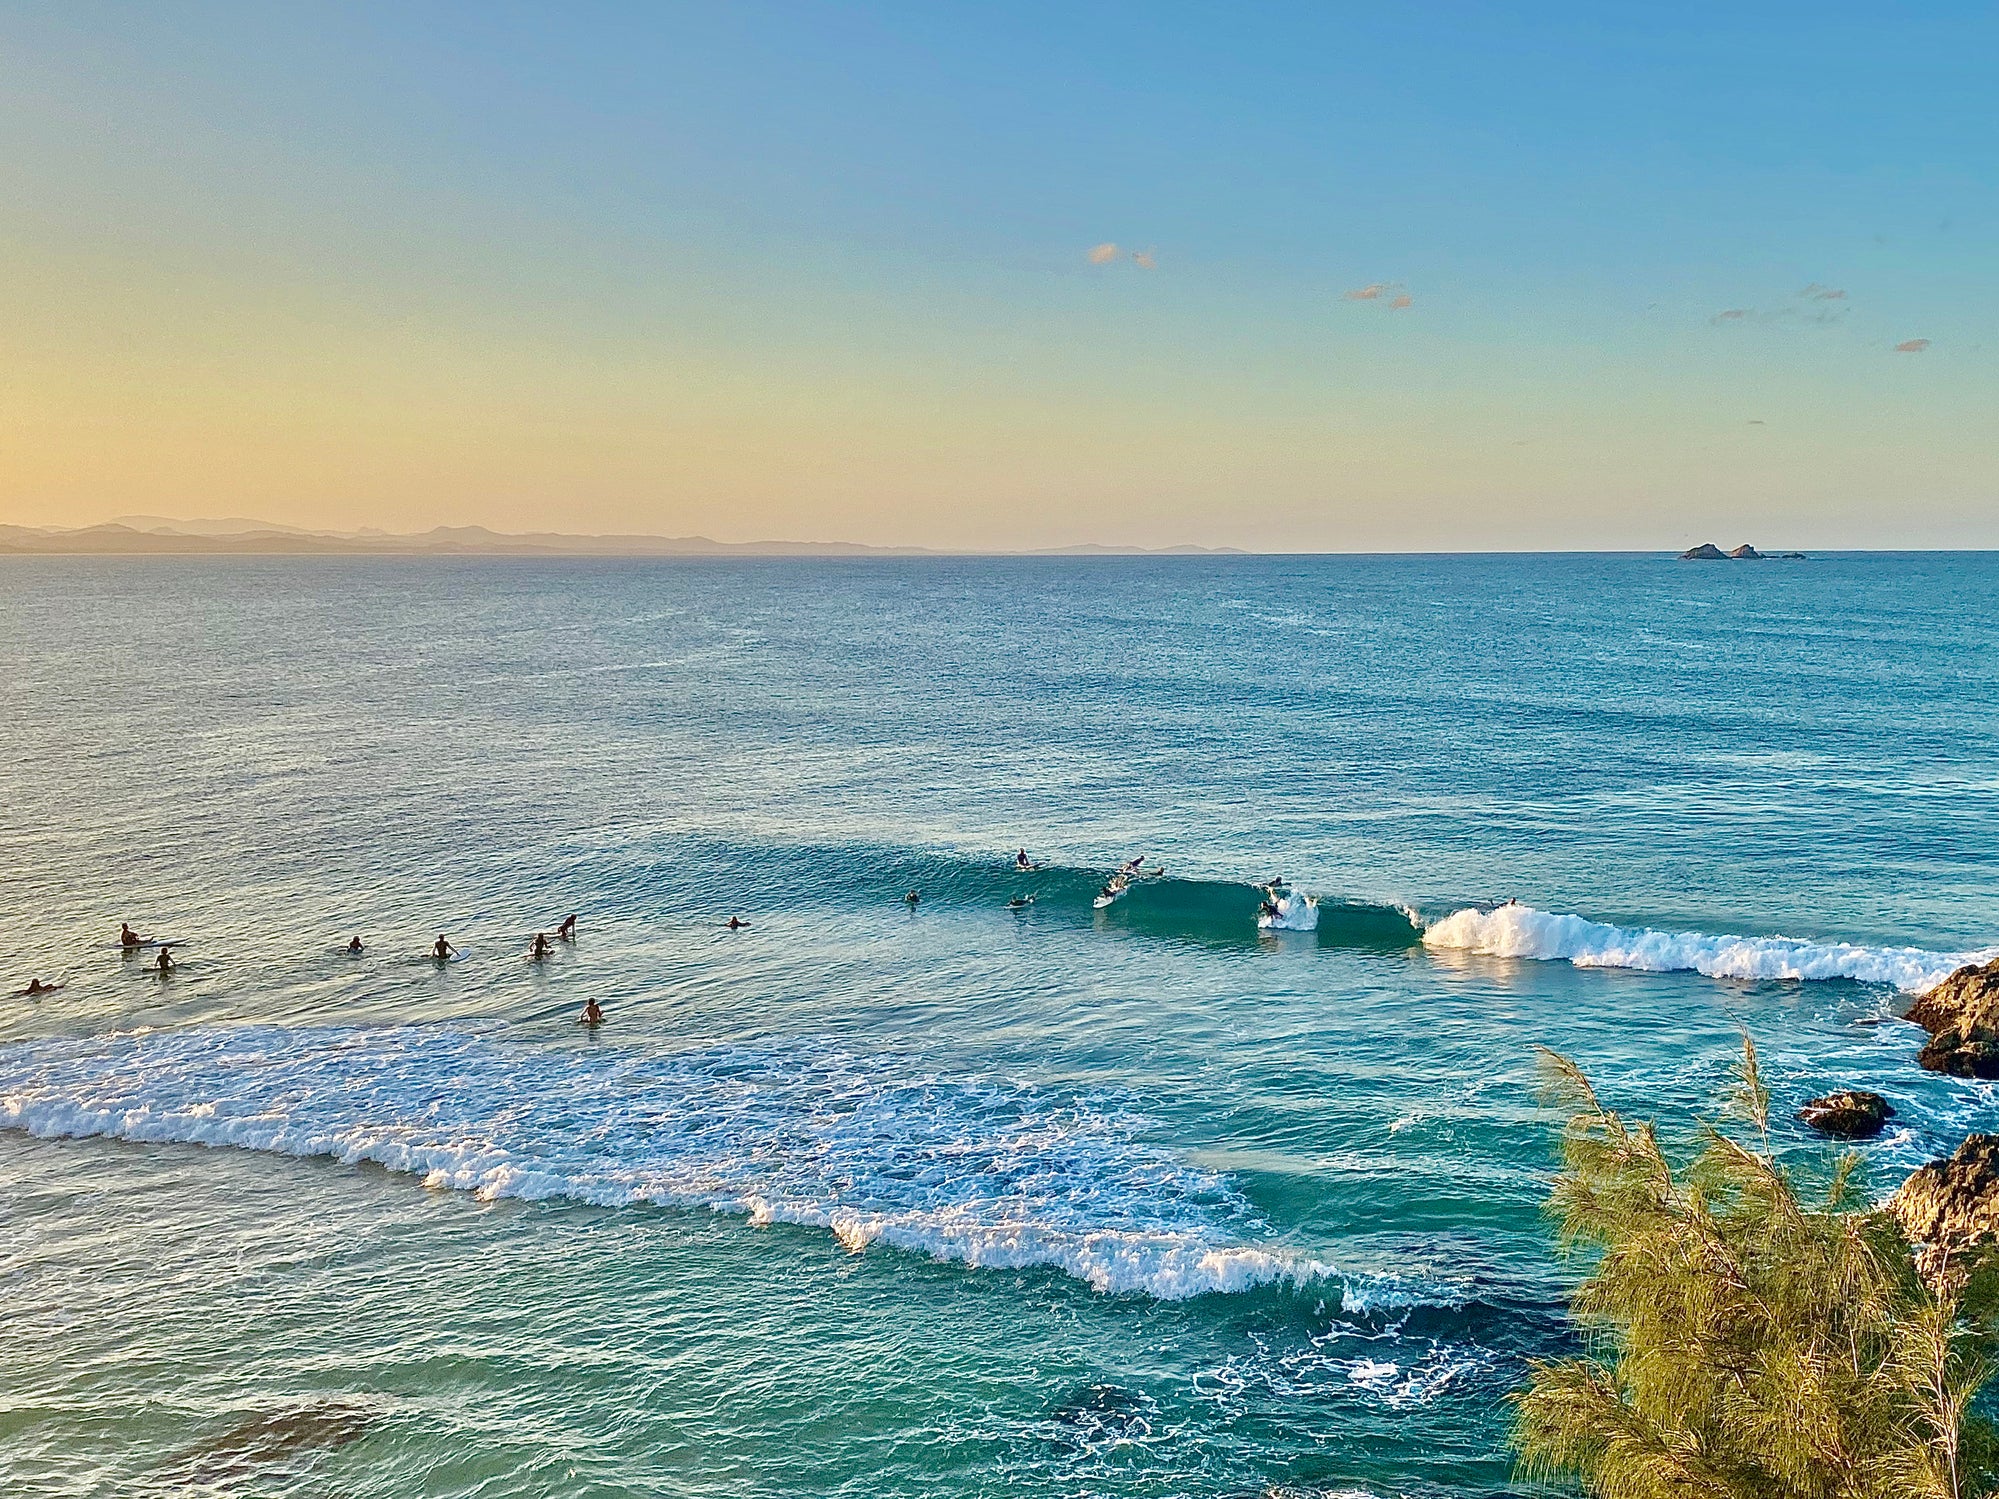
1513, 1038, 1999, 1499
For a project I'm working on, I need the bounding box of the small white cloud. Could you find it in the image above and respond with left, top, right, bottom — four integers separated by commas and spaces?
1389, 293, 1412, 309
1712, 308, 1750, 323
1132, 248, 1157, 270
1087, 242, 1119, 265
1894, 338, 1931, 353
1801, 283, 1847, 301
1344, 282, 1392, 301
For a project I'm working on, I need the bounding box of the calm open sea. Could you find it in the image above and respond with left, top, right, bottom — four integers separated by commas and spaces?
2, 553, 1996, 1497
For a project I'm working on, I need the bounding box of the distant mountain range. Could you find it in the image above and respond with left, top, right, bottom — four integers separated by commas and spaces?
0, 518, 1244, 558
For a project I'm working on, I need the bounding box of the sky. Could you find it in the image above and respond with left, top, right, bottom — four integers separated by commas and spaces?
0, 1, 1993, 551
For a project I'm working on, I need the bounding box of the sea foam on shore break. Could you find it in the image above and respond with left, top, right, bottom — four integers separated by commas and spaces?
1422, 903, 1992, 992
0, 1024, 1413, 1305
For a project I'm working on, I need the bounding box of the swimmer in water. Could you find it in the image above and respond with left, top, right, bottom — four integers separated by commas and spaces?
16, 978, 63, 997
347, 935, 364, 954
726, 916, 747, 930
120, 923, 144, 948
579, 997, 603, 1026
1007, 895, 1035, 910
905, 891, 921, 906
154, 947, 175, 975
557, 914, 577, 941
530, 932, 552, 959
431, 935, 456, 962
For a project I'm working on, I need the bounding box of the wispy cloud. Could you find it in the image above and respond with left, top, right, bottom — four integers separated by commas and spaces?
1344, 282, 1394, 301
1132, 248, 1156, 270
1801, 283, 1847, 301
1087, 242, 1119, 265
1389, 293, 1412, 309
1895, 338, 1931, 353
1711, 308, 1749, 323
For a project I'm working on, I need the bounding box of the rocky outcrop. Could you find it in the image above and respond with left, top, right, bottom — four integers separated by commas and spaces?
1680, 543, 1728, 560
1905, 958, 1999, 1079
1796, 1090, 1894, 1139
1726, 544, 1764, 559
1887, 1135, 1999, 1283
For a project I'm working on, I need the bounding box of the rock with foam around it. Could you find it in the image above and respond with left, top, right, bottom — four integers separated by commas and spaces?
1888, 1135, 1999, 1280
1796, 1090, 1894, 1139
1906, 958, 1999, 1079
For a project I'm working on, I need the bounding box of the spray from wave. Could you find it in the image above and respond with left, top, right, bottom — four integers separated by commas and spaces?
1421, 903, 1991, 993
0, 1024, 1425, 1304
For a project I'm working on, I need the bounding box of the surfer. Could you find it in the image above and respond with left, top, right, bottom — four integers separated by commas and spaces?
1015, 849, 1035, 871
16, 978, 62, 997
154, 947, 175, 975
530, 932, 552, 959
557, 914, 577, 940
1007, 895, 1036, 910
120, 923, 144, 948
346, 935, 364, 954
579, 997, 603, 1027
1121, 855, 1145, 877
905, 891, 922, 906
1260, 899, 1280, 921
431, 935, 456, 962
726, 916, 747, 930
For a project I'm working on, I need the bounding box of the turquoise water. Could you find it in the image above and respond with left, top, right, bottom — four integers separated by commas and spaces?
2, 553, 1996, 1497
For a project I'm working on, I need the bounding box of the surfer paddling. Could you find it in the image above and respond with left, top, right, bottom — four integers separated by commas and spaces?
15, 978, 63, 998
726, 916, 747, 930
557, 914, 577, 940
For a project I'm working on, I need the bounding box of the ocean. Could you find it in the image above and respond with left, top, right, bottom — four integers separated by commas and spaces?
2, 552, 1995, 1497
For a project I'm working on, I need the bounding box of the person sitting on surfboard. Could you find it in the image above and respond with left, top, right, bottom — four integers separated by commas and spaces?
557, 914, 577, 940
530, 932, 552, 959
726, 916, 747, 930
579, 997, 603, 1026
1016, 849, 1033, 871
18, 978, 62, 997
347, 935, 364, 954
432, 935, 456, 961
120, 923, 144, 948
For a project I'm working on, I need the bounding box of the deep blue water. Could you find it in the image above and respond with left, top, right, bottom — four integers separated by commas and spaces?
1, 553, 1995, 1497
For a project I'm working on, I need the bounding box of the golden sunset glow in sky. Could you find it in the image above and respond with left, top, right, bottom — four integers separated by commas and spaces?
2, 3, 1993, 550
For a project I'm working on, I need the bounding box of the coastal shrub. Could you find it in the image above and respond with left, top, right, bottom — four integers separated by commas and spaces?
1513, 1039, 1999, 1499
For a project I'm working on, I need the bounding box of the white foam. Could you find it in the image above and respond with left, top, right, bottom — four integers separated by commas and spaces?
1422, 904, 1992, 993
0, 1024, 1403, 1304
1258, 891, 1319, 932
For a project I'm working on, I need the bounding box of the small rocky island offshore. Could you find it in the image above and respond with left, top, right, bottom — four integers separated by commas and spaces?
1680, 542, 1809, 559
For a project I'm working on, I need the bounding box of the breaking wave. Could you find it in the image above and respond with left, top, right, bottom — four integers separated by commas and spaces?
0, 1023, 1424, 1304
1421, 903, 1992, 993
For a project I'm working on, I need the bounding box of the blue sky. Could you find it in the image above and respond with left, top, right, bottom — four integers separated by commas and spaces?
1, 1, 1991, 547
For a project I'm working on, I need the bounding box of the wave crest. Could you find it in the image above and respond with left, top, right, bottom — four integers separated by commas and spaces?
1421, 904, 1991, 992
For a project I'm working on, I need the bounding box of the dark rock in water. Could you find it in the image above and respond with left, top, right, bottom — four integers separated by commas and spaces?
1680, 542, 1728, 560
1888, 1135, 1999, 1283
171, 1400, 373, 1483
1779, 551, 1808, 559
1796, 1089, 1894, 1138
1042, 1382, 1156, 1451
1727, 544, 1764, 559
1906, 958, 1999, 1079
